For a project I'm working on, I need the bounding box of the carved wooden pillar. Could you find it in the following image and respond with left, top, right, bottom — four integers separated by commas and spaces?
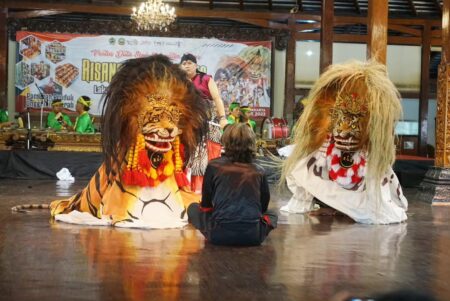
435, 61, 450, 168
320, 0, 333, 73
0, 8, 7, 107
367, 0, 388, 63
418, 0, 450, 205
283, 16, 296, 122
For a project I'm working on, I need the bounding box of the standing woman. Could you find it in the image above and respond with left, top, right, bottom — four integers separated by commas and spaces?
180, 53, 228, 193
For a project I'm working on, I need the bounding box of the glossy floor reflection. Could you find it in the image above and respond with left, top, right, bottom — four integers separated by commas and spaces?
0, 179, 449, 301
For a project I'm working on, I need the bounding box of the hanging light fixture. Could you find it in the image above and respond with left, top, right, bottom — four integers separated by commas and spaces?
131, 0, 176, 32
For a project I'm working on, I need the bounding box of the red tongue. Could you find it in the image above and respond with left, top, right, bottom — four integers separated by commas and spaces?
155, 142, 167, 148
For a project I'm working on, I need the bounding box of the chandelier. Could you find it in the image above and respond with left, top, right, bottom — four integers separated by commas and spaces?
131, 0, 176, 31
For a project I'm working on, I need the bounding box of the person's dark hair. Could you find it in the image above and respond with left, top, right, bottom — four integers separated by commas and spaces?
222, 123, 256, 163
180, 53, 197, 64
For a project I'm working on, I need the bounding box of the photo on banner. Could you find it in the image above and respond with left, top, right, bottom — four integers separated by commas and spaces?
15, 31, 272, 118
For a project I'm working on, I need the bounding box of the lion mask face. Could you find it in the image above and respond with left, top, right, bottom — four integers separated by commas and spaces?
138, 93, 181, 153
330, 92, 369, 152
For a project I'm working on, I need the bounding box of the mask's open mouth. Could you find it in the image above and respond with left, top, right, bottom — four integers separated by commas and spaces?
333, 135, 360, 151
144, 133, 174, 153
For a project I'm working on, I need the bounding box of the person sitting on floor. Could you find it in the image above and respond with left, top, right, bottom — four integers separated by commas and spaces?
74, 96, 95, 133
47, 98, 73, 131
227, 102, 240, 125
240, 105, 256, 132
187, 123, 277, 246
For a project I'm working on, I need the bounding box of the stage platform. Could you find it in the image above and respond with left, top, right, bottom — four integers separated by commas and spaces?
0, 150, 102, 179
0, 150, 435, 187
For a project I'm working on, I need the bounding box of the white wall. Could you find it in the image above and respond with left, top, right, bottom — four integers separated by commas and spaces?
272, 49, 286, 118
386, 45, 421, 92
294, 42, 421, 93
295, 41, 319, 88
333, 42, 366, 63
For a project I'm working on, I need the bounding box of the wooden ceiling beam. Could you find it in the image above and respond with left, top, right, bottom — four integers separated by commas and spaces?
296, 13, 321, 21
335, 15, 439, 26
296, 32, 414, 44
432, 29, 442, 37
7, 9, 70, 19
388, 24, 421, 37
296, 22, 320, 31
334, 16, 366, 24
294, 32, 442, 46
229, 18, 289, 29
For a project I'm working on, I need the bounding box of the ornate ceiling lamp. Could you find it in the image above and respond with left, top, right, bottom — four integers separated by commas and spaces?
131, 0, 176, 32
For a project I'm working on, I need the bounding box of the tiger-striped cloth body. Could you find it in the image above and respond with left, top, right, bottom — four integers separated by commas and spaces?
50, 164, 200, 229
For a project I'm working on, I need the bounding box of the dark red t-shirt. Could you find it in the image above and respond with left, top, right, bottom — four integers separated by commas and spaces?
192, 73, 212, 100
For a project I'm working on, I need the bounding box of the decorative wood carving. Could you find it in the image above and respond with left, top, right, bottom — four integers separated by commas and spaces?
7, 18, 288, 49
274, 33, 289, 51
435, 61, 450, 167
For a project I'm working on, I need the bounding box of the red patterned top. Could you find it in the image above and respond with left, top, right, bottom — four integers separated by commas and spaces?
192, 73, 212, 101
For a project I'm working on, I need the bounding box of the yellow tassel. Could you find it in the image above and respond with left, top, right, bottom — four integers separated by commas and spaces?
164, 161, 174, 176
150, 168, 158, 179
126, 145, 134, 170
132, 134, 145, 170
173, 136, 183, 172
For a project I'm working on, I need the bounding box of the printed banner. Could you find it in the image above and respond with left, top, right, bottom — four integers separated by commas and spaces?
15, 31, 272, 117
